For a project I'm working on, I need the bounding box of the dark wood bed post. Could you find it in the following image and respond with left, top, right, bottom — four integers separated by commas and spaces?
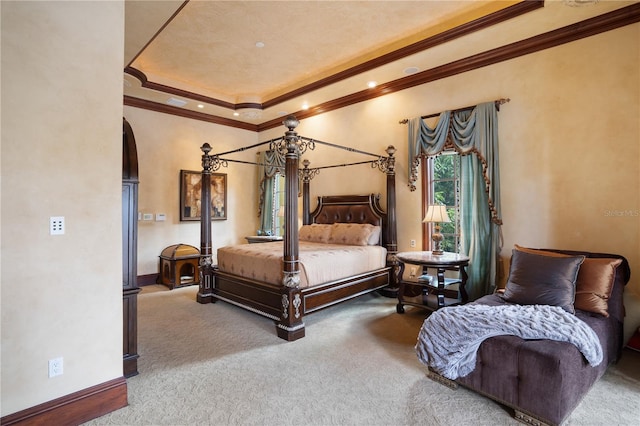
382, 145, 399, 296
277, 116, 305, 341
197, 143, 215, 304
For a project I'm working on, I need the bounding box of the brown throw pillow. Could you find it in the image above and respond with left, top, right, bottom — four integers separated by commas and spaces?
514, 245, 621, 316
502, 249, 585, 314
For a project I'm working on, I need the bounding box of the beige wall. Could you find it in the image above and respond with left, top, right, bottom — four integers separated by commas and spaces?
122, 107, 259, 274
1, 1, 124, 416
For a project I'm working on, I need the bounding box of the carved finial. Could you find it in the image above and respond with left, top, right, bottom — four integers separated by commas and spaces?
201, 143, 212, 154
282, 115, 299, 131
386, 145, 396, 157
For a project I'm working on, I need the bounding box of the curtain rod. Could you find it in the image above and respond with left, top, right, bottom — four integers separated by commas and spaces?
398, 98, 510, 124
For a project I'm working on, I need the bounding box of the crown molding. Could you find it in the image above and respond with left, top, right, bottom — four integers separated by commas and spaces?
124, 96, 259, 131
124, 2, 640, 132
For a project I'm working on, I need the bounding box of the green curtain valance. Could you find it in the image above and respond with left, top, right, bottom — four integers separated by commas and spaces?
407, 101, 502, 226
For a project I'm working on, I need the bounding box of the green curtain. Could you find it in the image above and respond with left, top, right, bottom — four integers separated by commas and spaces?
407, 102, 502, 299
257, 150, 285, 235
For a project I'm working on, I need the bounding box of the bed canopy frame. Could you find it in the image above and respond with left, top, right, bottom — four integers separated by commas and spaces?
196, 116, 398, 340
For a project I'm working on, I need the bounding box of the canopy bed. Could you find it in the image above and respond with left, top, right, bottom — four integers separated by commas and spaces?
196, 116, 398, 341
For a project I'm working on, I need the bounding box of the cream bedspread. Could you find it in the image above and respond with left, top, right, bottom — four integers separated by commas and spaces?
217, 241, 387, 289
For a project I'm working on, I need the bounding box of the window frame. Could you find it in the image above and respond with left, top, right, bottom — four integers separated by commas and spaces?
421, 152, 461, 253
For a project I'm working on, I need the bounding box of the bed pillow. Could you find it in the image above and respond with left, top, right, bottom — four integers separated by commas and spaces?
514, 245, 622, 317
298, 224, 332, 243
328, 223, 377, 246
502, 249, 585, 314
573, 257, 622, 317
367, 225, 382, 245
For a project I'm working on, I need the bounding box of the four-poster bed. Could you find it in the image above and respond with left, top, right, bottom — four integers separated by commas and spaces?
196, 116, 398, 341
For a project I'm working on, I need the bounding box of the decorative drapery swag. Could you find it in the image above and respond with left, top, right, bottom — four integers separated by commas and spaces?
257, 150, 285, 234
408, 102, 501, 227
407, 101, 503, 300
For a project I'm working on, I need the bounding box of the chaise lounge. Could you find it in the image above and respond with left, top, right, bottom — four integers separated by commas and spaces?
417, 246, 630, 426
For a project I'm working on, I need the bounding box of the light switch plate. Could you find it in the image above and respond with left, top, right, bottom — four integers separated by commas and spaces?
50, 217, 65, 235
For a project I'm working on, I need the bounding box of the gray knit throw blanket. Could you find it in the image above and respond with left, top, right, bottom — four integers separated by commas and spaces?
415, 304, 603, 380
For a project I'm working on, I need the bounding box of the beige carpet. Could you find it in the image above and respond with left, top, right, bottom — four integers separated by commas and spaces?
85, 285, 640, 425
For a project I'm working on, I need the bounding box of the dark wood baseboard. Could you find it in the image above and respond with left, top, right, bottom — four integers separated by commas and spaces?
137, 273, 159, 286
1, 377, 127, 426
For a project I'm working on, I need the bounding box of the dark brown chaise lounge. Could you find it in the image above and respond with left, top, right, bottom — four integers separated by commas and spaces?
452, 249, 630, 426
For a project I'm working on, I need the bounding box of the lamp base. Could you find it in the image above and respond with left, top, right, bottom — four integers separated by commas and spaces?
431, 230, 445, 255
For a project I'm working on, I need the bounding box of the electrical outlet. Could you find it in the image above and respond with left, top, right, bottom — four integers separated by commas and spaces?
50, 216, 65, 235
410, 239, 416, 248
48, 357, 63, 378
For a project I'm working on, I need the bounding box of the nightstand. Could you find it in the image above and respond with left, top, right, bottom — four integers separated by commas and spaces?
396, 251, 469, 313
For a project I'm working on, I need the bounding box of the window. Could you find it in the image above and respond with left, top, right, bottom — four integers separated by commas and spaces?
423, 152, 461, 253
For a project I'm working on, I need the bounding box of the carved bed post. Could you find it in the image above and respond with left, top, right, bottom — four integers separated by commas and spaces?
277, 116, 305, 341
197, 143, 215, 304
383, 145, 399, 296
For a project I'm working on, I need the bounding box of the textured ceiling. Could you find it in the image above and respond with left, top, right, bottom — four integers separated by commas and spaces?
129, 1, 495, 101
123, 0, 633, 128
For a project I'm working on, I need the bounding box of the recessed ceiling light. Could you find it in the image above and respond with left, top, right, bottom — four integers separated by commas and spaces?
255, 41, 265, 48
197, 104, 204, 109
301, 103, 309, 110
233, 112, 240, 117
404, 66, 420, 75
368, 81, 377, 88
166, 97, 187, 107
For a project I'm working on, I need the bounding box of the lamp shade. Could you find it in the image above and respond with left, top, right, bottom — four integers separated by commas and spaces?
422, 205, 451, 223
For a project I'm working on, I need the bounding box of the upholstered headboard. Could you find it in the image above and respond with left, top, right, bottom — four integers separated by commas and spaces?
310, 194, 387, 245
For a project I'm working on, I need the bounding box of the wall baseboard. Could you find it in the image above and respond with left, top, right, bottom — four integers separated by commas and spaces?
1, 377, 127, 426
137, 273, 158, 286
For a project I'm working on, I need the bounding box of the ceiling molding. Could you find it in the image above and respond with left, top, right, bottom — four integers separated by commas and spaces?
257, 2, 640, 131
125, 67, 239, 110
125, 1, 189, 68
261, 0, 544, 109
125, 2, 640, 132
125, 1, 543, 114
123, 96, 258, 131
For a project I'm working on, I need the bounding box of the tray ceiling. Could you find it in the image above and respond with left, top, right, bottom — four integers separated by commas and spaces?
123, 0, 635, 129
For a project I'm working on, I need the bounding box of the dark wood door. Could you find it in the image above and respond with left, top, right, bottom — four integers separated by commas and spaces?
122, 118, 140, 377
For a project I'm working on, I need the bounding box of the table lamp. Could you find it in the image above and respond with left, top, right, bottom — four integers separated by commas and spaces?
422, 204, 451, 255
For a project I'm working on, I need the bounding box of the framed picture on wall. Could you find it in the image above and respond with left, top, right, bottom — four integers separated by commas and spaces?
180, 170, 227, 221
